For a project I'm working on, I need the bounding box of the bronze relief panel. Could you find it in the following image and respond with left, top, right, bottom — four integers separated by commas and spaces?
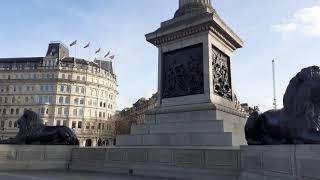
211, 45, 232, 100
162, 44, 204, 99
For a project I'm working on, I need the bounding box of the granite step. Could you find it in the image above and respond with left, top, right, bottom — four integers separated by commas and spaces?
144, 111, 220, 124
116, 132, 232, 146
131, 120, 225, 135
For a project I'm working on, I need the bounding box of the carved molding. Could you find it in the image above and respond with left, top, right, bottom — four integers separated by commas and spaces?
148, 20, 238, 50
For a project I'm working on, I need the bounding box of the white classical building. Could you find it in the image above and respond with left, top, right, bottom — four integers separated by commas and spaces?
0, 42, 118, 147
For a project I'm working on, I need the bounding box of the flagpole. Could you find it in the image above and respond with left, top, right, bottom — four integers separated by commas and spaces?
74, 44, 77, 67
89, 46, 91, 61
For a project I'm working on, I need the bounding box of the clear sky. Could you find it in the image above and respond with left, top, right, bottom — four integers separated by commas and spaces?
0, 0, 319, 111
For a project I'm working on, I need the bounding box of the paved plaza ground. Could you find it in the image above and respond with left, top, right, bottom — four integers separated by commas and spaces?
0, 171, 178, 180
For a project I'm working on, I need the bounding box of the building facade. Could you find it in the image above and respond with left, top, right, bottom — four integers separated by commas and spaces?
0, 42, 118, 147
114, 93, 158, 135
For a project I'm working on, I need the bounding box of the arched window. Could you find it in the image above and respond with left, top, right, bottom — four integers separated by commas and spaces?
85, 139, 92, 147
8, 121, 12, 128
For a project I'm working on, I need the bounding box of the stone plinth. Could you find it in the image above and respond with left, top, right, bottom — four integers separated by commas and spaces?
70, 146, 242, 180
0, 145, 75, 170
240, 145, 320, 180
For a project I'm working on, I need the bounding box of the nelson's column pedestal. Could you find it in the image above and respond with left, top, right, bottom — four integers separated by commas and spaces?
70, 1, 248, 179
117, 0, 246, 147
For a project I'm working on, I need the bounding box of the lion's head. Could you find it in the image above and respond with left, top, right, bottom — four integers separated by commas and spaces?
283, 66, 320, 121
17, 110, 44, 135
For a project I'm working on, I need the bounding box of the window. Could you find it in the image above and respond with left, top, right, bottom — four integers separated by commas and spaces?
79, 109, 84, 116
100, 102, 103, 107
8, 121, 12, 128
3, 109, 6, 115
80, 98, 84, 105
45, 85, 49, 91
62, 74, 66, 79
66, 86, 71, 93
15, 108, 19, 115
74, 98, 79, 105
78, 122, 82, 129
56, 120, 61, 126
49, 96, 53, 103
10, 108, 14, 115
60, 85, 64, 92
63, 120, 67, 126
81, 87, 85, 94
98, 123, 101, 130
65, 97, 70, 104
58, 108, 62, 115
72, 121, 76, 129
68, 75, 72, 80
25, 97, 29, 103
77, 76, 80, 81
82, 77, 85, 81
59, 97, 64, 104
73, 109, 78, 116
14, 122, 17, 128
64, 108, 69, 116
0, 121, 4, 128
76, 87, 79, 93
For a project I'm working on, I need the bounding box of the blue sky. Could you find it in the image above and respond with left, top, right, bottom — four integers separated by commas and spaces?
0, 0, 319, 111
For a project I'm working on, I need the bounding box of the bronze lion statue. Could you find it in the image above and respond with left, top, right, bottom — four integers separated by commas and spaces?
245, 66, 320, 145
0, 110, 79, 145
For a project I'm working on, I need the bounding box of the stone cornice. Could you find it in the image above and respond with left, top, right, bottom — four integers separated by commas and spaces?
146, 13, 243, 50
